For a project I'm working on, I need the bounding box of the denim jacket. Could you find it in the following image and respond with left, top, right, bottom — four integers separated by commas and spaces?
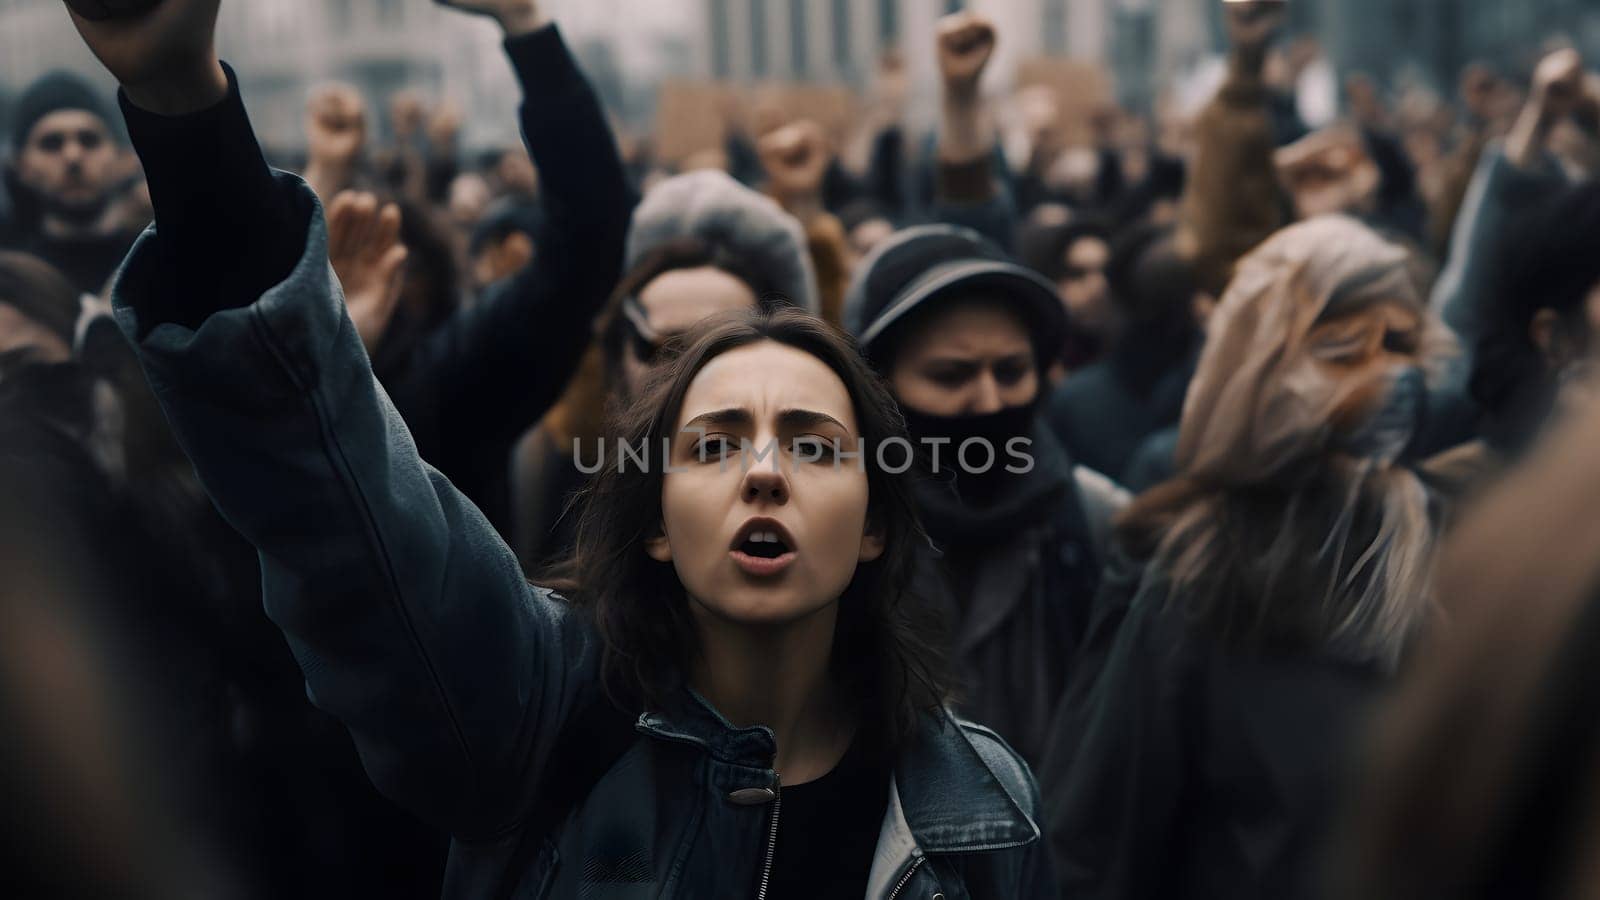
112, 180, 1055, 900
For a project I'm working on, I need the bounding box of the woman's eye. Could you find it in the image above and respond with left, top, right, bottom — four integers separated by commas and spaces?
928, 370, 970, 389
791, 436, 838, 461
694, 436, 735, 461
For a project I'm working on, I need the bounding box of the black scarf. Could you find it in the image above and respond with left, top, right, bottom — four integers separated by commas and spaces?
900, 405, 1074, 546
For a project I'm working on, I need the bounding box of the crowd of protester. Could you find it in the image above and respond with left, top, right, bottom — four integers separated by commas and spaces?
4, 0, 1600, 897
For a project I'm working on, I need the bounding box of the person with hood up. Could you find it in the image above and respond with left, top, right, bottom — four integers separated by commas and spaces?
843, 223, 1109, 771
1038, 215, 1453, 900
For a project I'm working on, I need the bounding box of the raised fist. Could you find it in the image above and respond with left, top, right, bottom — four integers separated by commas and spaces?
1531, 48, 1585, 121
61, 0, 226, 115
63, 0, 162, 20
758, 120, 832, 200
307, 84, 369, 170
936, 12, 997, 99
1275, 127, 1380, 220
433, 0, 545, 36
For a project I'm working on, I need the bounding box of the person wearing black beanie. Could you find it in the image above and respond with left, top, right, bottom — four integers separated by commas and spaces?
4, 69, 140, 295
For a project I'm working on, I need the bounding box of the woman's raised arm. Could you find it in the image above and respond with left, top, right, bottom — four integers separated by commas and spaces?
69, 0, 601, 839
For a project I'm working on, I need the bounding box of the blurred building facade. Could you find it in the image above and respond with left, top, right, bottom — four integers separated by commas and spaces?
0, 0, 524, 152
2, 0, 1597, 150
1145, 0, 1600, 109
0, 0, 620, 153
693, 0, 1600, 112
697, 0, 1113, 89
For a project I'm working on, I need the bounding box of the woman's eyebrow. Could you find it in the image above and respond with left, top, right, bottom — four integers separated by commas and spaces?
681, 407, 850, 434
681, 408, 753, 432
922, 356, 982, 370
777, 408, 850, 432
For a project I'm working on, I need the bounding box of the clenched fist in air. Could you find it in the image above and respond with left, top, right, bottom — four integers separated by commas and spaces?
61, 0, 226, 115
433, 0, 547, 36
936, 12, 997, 102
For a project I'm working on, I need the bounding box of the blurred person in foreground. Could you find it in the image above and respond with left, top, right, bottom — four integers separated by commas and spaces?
1, 370, 218, 900
1332, 375, 1600, 900
2, 69, 144, 295
1039, 216, 1453, 900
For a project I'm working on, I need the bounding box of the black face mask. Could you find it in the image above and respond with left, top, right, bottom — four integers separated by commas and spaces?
1337, 364, 1429, 466
899, 403, 1038, 504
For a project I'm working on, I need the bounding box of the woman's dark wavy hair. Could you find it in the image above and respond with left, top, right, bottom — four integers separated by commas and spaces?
542, 308, 952, 751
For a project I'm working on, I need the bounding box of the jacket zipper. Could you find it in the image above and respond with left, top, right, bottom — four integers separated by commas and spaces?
754, 777, 781, 900
885, 856, 926, 900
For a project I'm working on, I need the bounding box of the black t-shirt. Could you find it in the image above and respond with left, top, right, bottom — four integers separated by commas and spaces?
766, 738, 893, 899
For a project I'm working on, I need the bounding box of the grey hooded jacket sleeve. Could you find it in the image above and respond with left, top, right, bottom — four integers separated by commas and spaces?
110, 77, 601, 843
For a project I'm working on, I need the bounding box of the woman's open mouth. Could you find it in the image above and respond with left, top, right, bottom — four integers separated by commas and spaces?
729, 522, 797, 577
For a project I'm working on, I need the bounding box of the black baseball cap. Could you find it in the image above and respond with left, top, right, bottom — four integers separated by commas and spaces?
843, 224, 1066, 369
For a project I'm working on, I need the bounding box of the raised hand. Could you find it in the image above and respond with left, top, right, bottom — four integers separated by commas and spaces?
1531, 48, 1585, 123
1509, 48, 1586, 168
936, 12, 997, 101
307, 84, 368, 170
758, 120, 832, 203
1275, 126, 1379, 219
60, 0, 226, 115
327, 191, 408, 354
432, 0, 545, 36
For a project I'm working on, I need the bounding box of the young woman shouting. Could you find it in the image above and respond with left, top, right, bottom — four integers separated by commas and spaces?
69, 1, 1054, 897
